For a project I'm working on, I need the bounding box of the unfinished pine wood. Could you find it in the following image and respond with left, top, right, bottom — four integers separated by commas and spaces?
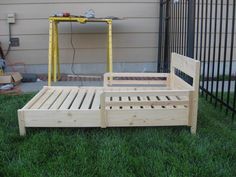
30, 88, 55, 109
18, 53, 200, 136
91, 89, 103, 110
60, 88, 79, 109
80, 88, 95, 110
50, 89, 71, 109
70, 88, 86, 110
104, 72, 170, 87
40, 89, 62, 109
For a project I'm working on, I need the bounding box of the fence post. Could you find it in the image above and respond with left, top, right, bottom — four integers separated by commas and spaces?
187, 0, 195, 58
157, 0, 164, 72
164, 0, 170, 72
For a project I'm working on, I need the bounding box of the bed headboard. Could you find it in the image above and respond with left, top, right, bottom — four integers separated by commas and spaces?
170, 53, 200, 90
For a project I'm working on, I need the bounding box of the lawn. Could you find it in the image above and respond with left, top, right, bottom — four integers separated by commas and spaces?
0, 94, 236, 177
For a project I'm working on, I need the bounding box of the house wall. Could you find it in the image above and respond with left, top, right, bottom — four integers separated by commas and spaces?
0, 0, 159, 74
0, 0, 235, 74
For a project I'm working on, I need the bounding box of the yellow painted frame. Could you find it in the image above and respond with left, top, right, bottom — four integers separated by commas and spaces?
48, 17, 113, 86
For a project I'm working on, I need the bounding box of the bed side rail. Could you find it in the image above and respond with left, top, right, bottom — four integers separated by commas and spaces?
170, 53, 200, 91
100, 90, 190, 128
103, 72, 170, 87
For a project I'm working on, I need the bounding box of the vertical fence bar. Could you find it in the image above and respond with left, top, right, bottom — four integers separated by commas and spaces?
233, 79, 236, 121
206, 0, 213, 99
174, 2, 177, 52
164, 0, 170, 72
202, 0, 208, 96
215, 0, 224, 107
184, 0, 188, 56
187, 0, 195, 58
157, 0, 163, 72
195, 0, 200, 60
179, 1, 183, 55
199, 0, 204, 93
220, 0, 229, 108
227, 0, 235, 114
210, 0, 218, 103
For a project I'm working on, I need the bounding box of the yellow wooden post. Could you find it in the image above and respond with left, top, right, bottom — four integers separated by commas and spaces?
107, 20, 113, 72
55, 22, 60, 80
48, 19, 54, 86
53, 21, 59, 82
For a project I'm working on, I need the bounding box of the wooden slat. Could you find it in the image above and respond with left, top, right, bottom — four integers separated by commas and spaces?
106, 100, 189, 107
40, 89, 62, 109
158, 96, 172, 109
104, 90, 190, 97
80, 88, 95, 110
104, 72, 169, 77
171, 53, 200, 78
60, 88, 79, 109
109, 80, 167, 85
149, 95, 161, 109
91, 89, 103, 110
30, 88, 55, 109
169, 96, 186, 108
50, 89, 71, 109
110, 96, 120, 110
70, 88, 87, 109
130, 96, 140, 109
140, 96, 151, 109
22, 86, 48, 109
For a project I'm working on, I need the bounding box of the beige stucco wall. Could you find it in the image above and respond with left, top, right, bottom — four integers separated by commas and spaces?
0, 0, 235, 74
0, 0, 159, 67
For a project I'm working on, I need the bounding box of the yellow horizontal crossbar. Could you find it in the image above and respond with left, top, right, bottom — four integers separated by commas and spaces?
49, 17, 112, 24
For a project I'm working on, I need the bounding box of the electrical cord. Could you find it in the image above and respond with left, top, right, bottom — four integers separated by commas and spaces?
70, 22, 76, 75
70, 22, 83, 86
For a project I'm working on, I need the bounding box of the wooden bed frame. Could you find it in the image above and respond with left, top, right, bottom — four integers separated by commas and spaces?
18, 53, 200, 136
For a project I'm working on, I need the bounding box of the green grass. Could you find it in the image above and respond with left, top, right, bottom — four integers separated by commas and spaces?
0, 94, 236, 177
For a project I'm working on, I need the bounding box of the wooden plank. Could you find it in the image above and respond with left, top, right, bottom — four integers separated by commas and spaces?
139, 96, 151, 109
80, 88, 95, 110
30, 88, 55, 109
104, 90, 190, 97
60, 88, 79, 109
172, 75, 194, 90
107, 108, 189, 126
40, 89, 62, 109
91, 89, 103, 110
22, 86, 48, 109
50, 89, 71, 109
108, 80, 167, 86
171, 53, 200, 78
149, 95, 161, 109
110, 96, 120, 110
130, 96, 140, 109
70, 88, 87, 110
168, 96, 184, 109
106, 100, 189, 107
24, 110, 100, 127
104, 72, 169, 77
158, 96, 172, 109
18, 110, 26, 136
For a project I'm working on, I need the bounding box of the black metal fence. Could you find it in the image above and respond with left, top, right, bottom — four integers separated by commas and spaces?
158, 0, 236, 123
